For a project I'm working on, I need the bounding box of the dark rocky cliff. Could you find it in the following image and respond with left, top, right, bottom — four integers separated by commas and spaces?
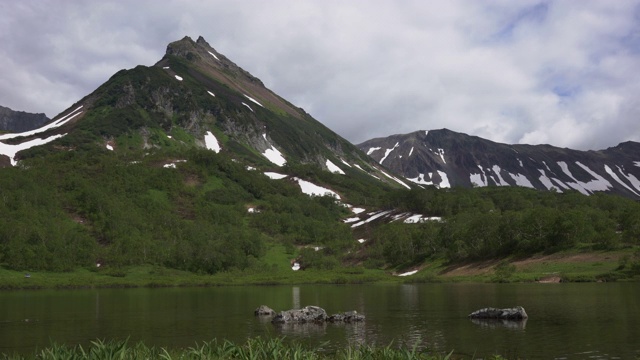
359, 128, 640, 199
0, 105, 49, 133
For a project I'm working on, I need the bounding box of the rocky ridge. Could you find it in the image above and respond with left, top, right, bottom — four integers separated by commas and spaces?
359, 128, 640, 199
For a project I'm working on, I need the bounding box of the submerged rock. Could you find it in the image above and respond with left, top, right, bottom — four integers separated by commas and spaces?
254, 305, 276, 316
468, 306, 528, 320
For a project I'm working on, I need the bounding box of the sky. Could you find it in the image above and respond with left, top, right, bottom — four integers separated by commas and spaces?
1, 0, 640, 150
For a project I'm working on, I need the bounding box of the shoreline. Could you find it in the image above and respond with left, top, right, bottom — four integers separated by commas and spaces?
1, 249, 637, 290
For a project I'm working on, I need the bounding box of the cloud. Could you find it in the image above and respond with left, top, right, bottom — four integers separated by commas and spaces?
1, 0, 639, 150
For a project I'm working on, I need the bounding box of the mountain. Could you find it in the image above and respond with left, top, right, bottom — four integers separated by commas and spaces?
0, 35, 412, 273
0, 35, 405, 188
0, 105, 49, 133
358, 128, 640, 199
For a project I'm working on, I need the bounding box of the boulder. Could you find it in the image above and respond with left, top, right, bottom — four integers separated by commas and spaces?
328, 310, 365, 323
268, 305, 365, 324
468, 306, 528, 320
272, 305, 328, 324
254, 305, 276, 316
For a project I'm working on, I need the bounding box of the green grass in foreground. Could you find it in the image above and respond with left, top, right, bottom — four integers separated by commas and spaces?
1, 337, 504, 360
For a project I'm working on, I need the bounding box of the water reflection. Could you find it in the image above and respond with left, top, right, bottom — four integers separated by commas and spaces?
469, 318, 527, 330
292, 287, 300, 309
272, 322, 327, 337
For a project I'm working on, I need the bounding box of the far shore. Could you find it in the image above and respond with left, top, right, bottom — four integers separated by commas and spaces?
2, 249, 637, 290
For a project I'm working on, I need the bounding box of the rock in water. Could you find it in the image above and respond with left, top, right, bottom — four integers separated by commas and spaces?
254, 305, 276, 316
272, 306, 328, 324
468, 306, 528, 320
328, 310, 365, 323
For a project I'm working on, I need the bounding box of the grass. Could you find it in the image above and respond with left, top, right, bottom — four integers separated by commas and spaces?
2, 247, 638, 290
1, 337, 485, 360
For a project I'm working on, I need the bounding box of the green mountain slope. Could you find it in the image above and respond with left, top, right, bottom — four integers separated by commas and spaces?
0, 36, 403, 275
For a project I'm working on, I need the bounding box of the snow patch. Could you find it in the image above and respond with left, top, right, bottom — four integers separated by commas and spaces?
241, 102, 253, 112
634, 161, 640, 167
367, 147, 381, 155
106, 144, 114, 151
174, 75, 183, 81
538, 169, 563, 192
263, 146, 286, 166
207, 91, 215, 97
246, 166, 256, 171
407, 173, 434, 186
436, 148, 446, 164
518, 158, 523, 167
437, 170, 451, 188
469, 165, 488, 187
352, 207, 365, 214
605, 165, 640, 196
204, 131, 221, 153
351, 210, 393, 228
404, 214, 423, 224
340, 159, 352, 168
292, 262, 300, 271
326, 159, 345, 174
296, 178, 340, 199
397, 270, 418, 277
615, 165, 640, 191
508, 172, 534, 188
0, 106, 82, 141
162, 66, 170, 69
409, 147, 414, 157
380, 142, 399, 164
207, 51, 220, 61
343, 217, 360, 224
357, 239, 367, 244
0, 133, 67, 166
243, 94, 264, 107
491, 165, 510, 186
380, 169, 411, 189
264, 172, 288, 180
556, 161, 611, 195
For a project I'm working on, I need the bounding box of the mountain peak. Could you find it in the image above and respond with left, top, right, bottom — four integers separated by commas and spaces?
196, 35, 210, 47
165, 36, 198, 58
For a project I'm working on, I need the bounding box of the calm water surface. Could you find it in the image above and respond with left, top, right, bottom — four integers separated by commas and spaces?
0, 283, 638, 359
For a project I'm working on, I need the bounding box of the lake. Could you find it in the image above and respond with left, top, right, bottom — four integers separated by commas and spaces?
0, 283, 638, 359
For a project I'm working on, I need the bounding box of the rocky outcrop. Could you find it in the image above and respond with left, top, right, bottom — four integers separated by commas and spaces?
468, 306, 528, 320
257, 305, 365, 324
0, 105, 49, 133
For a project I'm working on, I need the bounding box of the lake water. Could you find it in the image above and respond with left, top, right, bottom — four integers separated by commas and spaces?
0, 283, 638, 359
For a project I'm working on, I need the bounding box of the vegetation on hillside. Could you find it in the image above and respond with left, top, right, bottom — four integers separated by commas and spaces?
2, 137, 640, 283
364, 187, 640, 269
